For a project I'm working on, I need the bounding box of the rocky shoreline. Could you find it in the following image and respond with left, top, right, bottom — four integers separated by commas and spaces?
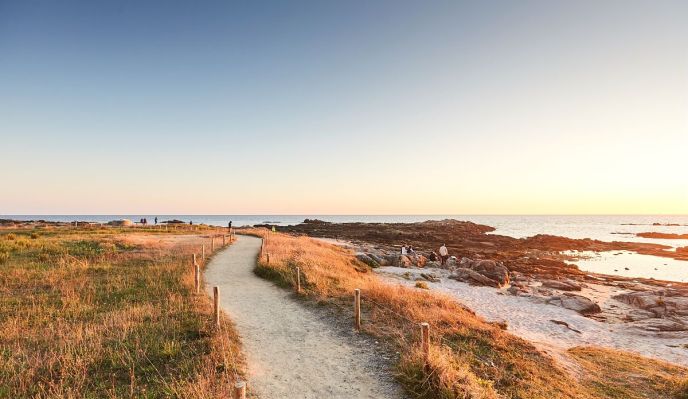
275, 219, 688, 334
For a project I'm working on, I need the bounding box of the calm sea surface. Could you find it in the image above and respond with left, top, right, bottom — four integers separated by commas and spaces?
5, 215, 688, 282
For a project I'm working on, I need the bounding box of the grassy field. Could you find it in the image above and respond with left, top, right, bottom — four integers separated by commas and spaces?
0, 225, 244, 398
247, 228, 688, 399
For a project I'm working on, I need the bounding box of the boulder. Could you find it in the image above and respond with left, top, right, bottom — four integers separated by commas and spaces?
356, 254, 379, 268
384, 254, 398, 266
626, 318, 688, 332
420, 273, 440, 282
108, 219, 133, 227
623, 308, 657, 322
664, 297, 688, 316
547, 293, 601, 315
416, 255, 427, 268
507, 284, 532, 297
469, 260, 510, 287
425, 261, 441, 268
368, 254, 387, 266
449, 268, 499, 287
509, 271, 529, 282
614, 292, 662, 310
459, 257, 472, 267
541, 279, 582, 291
397, 255, 413, 267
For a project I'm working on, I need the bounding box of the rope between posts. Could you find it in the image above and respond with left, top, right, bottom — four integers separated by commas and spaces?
363, 296, 420, 327
217, 314, 240, 383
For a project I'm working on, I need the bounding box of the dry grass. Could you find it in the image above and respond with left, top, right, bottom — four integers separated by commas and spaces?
247, 228, 688, 399
569, 347, 688, 399
0, 226, 244, 398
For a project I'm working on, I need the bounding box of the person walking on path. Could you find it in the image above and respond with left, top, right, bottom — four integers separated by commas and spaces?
439, 244, 449, 265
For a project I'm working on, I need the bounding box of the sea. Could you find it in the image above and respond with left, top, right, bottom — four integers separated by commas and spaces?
5, 215, 688, 283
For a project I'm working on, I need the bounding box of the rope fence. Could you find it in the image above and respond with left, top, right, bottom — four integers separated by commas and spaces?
8, 227, 490, 397
359, 289, 497, 369
255, 228, 496, 375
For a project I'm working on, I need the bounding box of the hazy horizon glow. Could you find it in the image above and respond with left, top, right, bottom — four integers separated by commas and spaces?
2, 1, 687, 214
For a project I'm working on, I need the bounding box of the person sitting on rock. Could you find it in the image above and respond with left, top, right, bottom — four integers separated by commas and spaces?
439, 244, 449, 265
428, 251, 438, 262
401, 245, 408, 255
408, 246, 415, 255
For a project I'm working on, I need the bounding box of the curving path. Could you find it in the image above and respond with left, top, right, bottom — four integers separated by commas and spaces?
204, 235, 405, 399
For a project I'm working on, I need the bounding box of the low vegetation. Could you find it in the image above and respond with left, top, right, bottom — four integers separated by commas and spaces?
246, 228, 688, 399
0, 225, 244, 398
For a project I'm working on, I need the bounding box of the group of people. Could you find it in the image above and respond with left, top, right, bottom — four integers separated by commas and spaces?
401, 243, 450, 265
138, 217, 158, 225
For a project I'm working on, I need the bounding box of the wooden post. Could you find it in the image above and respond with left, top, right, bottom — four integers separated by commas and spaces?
421, 322, 430, 367
192, 253, 196, 266
233, 381, 246, 399
354, 289, 361, 331
211, 237, 215, 253
202, 244, 205, 260
223, 235, 226, 246
213, 286, 220, 327
296, 267, 301, 293
194, 264, 200, 294
266, 253, 270, 263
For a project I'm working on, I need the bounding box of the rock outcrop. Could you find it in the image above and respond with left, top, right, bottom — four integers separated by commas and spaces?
547, 293, 601, 315
614, 290, 688, 318
449, 268, 498, 287
453, 258, 510, 287
356, 254, 379, 268
541, 279, 582, 291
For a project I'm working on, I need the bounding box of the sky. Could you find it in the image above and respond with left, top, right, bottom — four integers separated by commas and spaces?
1, 0, 687, 215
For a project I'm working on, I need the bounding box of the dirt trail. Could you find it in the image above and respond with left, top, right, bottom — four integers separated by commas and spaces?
204, 236, 406, 399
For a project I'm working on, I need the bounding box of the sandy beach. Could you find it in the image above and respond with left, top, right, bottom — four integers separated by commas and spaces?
375, 266, 688, 367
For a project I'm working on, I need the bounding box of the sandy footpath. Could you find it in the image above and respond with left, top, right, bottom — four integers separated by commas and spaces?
376, 266, 688, 367
204, 236, 406, 399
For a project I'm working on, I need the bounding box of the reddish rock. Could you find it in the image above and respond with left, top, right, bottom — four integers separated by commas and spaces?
450, 268, 499, 287
541, 279, 582, 291
547, 293, 601, 315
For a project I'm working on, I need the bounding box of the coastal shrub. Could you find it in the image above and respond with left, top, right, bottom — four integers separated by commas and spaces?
30, 232, 38, 239
415, 281, 429, 289
65, 240, 104, 257
0, 251, 9, 264
5, 233, 16, 241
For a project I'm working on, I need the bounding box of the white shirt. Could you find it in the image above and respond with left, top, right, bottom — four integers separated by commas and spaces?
401, 247, 408, 255
439, 245, 448, 256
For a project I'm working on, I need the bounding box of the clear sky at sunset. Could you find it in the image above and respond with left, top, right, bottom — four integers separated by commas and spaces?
1, 1, 687, 215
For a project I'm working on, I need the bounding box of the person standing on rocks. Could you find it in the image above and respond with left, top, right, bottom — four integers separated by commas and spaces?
439, 244, 449, 265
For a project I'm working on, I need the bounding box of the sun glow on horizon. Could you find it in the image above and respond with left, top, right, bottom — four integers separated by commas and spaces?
1, 1, 687, 214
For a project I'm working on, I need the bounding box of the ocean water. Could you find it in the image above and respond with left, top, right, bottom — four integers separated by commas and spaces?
5, 214, 688, 282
